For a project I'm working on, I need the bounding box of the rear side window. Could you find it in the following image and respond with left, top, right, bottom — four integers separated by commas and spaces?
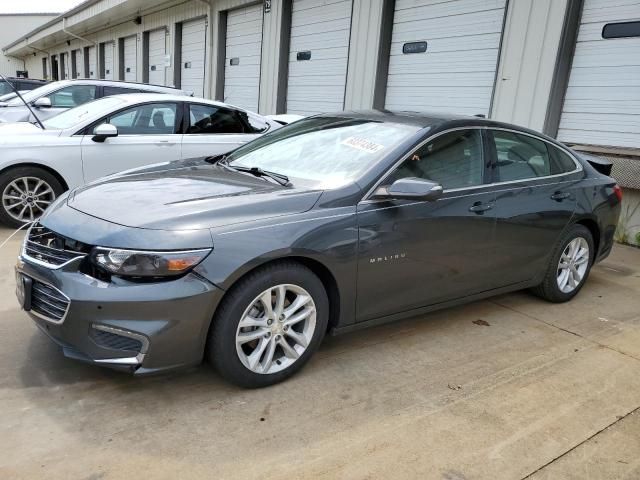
48, 85, 97, 108
188, 104, 246, 134
491, 130, 576, 182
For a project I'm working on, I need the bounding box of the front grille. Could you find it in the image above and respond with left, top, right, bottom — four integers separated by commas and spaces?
31, 280, 70, 322
90, 327, 144, 352
24, 223, 90, 267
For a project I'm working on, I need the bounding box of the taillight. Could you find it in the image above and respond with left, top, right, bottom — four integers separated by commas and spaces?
613, 184, 623, 202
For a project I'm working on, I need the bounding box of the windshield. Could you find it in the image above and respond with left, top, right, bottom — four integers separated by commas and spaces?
6, 82, 68, 105
227, 117, 420, 188
42, 97, 128, 130
0, 83, 14, 96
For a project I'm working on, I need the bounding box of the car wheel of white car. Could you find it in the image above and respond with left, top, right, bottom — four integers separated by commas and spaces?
0, 167, 64, 228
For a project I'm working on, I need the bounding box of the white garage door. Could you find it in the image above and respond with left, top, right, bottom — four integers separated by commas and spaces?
385, 0, 507, 116
88, 46, 97, 79
148, 29, 166, 85
224, 5, 263, 111
123, 36, 137, 82
60, 52, 69, 79
72, 49, 83, 78
286, 0, 353, 115
103, 42, 115, 80
558, 0, 640, 149
181, 17, 207, 97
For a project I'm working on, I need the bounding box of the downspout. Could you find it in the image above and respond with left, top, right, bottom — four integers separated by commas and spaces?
196, 0, 215, 98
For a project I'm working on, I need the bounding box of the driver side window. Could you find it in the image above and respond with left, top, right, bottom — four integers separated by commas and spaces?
48, 85, 97, 108
387, 129, 484, 190
102, 103, 177, 135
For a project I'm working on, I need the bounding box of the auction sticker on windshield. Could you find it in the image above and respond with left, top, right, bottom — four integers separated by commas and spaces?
341, 137, 385, 154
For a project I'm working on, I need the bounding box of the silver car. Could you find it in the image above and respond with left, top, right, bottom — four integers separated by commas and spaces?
0, 79, 192, 123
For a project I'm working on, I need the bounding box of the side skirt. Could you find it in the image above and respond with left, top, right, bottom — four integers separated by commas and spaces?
330, 280, 538, 336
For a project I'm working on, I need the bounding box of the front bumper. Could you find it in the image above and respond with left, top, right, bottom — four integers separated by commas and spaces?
16, 255, 224, 374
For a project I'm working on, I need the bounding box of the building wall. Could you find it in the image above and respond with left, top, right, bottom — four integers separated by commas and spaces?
0, 14, 57, 78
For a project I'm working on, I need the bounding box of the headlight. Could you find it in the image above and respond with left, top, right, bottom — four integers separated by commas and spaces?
91, 248, 211, 278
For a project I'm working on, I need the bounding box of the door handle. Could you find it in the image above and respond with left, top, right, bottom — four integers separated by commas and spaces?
469, 202, 493, 214
551, 191, 571, 201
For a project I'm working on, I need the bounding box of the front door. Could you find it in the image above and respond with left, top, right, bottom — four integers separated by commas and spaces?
81, 101, 182, 181
356, 128, 500, 322
487, 129, 580, 286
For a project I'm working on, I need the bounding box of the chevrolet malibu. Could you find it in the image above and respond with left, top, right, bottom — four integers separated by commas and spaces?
15, 111, 621, 387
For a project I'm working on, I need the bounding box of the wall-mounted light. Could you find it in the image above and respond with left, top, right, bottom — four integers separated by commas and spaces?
134, 16, 142, 25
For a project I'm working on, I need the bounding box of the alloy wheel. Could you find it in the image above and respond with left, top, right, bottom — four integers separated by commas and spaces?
2, 176, 56, 224
235, 284, 317, 374
556, 237, 590, 293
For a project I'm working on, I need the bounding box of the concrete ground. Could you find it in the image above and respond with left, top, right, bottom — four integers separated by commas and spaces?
1, 226, 640, 480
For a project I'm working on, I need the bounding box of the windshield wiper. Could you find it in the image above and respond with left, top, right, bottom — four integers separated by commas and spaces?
205, 153, 228, 164
224, 164, 291, 187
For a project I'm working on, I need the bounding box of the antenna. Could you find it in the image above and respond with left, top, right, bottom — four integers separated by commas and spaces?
0, 74, 45, 130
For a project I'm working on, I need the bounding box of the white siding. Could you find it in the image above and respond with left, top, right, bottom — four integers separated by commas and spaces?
88, 46, 98, 79
103, 42, 115, 79
148, 29, 167, 85
385, 0, 507, 116
558, 0, 640, 149
181, 17, 207, 97
224, 5, 263, 111
123, 35, 137, 82
286, 0, 353, 115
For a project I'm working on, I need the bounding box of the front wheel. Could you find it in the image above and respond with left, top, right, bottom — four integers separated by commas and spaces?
531, 224, 594, 302
0, 167, 63, 228
208, 262, 329, 388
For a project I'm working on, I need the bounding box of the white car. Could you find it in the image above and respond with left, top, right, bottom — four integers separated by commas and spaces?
0, 93, 284, 227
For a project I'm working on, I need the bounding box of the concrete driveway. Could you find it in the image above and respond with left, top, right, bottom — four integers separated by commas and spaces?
1, 226, 640, 479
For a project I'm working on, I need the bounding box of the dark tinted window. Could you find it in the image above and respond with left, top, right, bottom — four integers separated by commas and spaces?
103, 86, 140, 96
602, 21, 640, 39
102, 102, 177, 135
0, 83, 12, 95
245, 114, 269, 133
491, 130, 574, 181
388, 129, 484, 189
188, 104, 245, 134
48, 85, 97, 107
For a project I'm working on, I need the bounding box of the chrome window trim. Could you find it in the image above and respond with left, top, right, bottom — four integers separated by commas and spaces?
361, 125, 584, 203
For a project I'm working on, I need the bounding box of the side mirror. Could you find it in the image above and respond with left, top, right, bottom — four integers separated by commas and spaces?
33, 97, 52, 108
92, 123, 118, 143
374, 177, 443, 201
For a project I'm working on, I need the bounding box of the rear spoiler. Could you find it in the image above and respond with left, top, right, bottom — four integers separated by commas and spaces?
576, 151, 613, 176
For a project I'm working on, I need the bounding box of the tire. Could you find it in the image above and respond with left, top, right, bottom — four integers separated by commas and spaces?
531, 224, 595, 303
0, 166, 64, 228
209, 261, 329, 388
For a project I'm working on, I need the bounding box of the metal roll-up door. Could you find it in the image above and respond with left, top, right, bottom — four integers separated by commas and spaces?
148, 29, 167, 85
385, 0, 507, 116
72, 49, 82, 78
123, 36, 137, 82
181, 17, 207, 97
88, 46, 97, 79
286, 0, 353, 115
60, 52, 69, 79
557, 0, 640, 149
224, 5, 263, 111
103, 42, 115, 80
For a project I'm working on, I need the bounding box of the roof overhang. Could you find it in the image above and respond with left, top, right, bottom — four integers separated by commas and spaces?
3, 0, 199, 56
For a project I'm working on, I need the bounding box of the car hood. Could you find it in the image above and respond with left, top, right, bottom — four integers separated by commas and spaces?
0, 121, 60, 137
67, 160, 323, 231
0, 105, 30, 123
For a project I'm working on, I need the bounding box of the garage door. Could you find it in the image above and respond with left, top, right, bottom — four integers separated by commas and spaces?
557, 0, 640, 149
123, 36, 137, 82
181, 17, 207, 97
103, 42, 115, 80
286, 0, 353, 115
148, 29, 166, 85
72, 49, 83, 78
60, 52, 69, 79
224, 5, 263, 111
88, 46, 97, 79
385, 0, 507, 116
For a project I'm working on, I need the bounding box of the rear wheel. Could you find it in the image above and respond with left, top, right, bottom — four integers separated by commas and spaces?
0, 167, 63, 228
209, 262, 328, 388
531, 224, 594, 302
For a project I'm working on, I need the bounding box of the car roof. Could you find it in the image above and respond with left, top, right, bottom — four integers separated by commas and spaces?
37, 79, 190, 94
104, 93, 261, 113
316, 110, 562, 144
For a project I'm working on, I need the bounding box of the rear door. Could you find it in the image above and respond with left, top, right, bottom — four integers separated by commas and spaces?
180, 103, 266, 159
81, 101, 182, 181
356, 128, 500, 321
487, 129, 581, 286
